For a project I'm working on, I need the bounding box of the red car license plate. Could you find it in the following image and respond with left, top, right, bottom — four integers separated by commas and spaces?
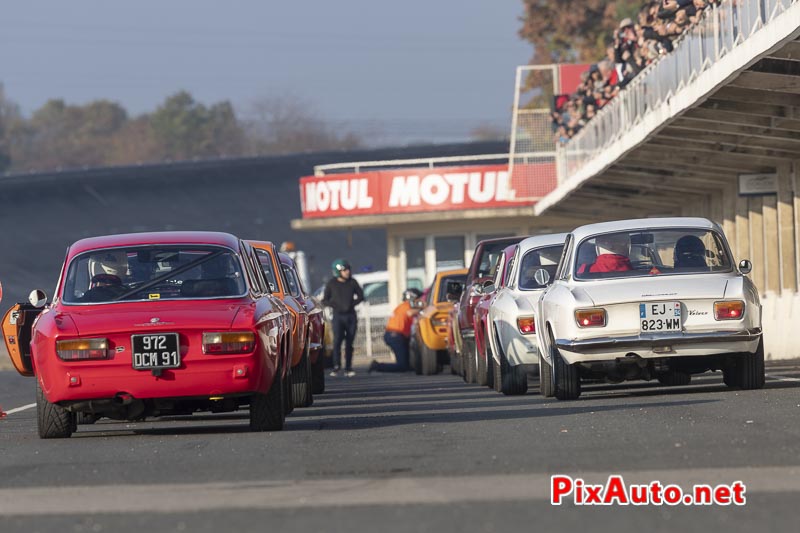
131, 333, 180, 370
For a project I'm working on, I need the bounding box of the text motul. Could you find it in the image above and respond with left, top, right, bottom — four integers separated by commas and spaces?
302, 170, 517, 213
387, 171, 515, 207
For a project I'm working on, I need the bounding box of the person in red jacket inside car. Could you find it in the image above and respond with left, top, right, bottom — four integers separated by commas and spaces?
578, 233, 633, 274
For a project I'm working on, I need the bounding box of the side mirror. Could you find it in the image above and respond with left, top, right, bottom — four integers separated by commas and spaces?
482, 282, 496, 294
534, 268, 551, 286
739, 259, 752, 275
29, 289, 48, 308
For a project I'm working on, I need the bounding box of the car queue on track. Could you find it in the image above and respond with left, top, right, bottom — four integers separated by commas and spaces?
428, 217, 764, 399
0, 217, 767, 439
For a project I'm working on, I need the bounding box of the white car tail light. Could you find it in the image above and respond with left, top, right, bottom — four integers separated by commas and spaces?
517, 316, 535, 334
575, 308, 607, 328
714, 301, 744, 320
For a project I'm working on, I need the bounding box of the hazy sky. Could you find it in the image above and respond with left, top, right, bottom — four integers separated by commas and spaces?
0, 1, 532, 144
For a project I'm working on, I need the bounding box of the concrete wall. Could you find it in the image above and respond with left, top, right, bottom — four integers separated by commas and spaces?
682, 162, 800, 360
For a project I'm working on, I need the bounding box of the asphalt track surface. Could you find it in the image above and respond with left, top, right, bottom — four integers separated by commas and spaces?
1, 361, 799, 533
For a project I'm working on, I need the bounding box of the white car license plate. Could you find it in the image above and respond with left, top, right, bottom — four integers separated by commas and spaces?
639, 302, 681, 332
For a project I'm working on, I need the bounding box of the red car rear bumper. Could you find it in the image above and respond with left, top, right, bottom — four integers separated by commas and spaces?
36, 351, 276, 404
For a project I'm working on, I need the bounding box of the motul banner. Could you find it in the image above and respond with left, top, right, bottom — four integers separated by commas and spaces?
299, 164, 555, 219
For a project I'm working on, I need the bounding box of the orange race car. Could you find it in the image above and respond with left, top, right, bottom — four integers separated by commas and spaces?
250, 241, 325, 407
410, 269, 467, 375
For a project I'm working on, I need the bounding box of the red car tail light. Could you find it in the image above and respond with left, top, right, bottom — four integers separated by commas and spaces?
517, 316, 535, 334
714, 301, 744, 320
575, 308, 607, 328
203, 332, 256, 354
56, 338, 109, 360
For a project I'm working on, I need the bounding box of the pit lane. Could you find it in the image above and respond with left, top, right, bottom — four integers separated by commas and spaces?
1, 361, 799, 532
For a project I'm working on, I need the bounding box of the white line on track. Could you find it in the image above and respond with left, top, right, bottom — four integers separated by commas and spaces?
3, 403, 35, 415
1, 466, 799, 516
766, 374, 800, 382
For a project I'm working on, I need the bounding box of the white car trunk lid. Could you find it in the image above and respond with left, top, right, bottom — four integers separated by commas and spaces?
580, 275, 730, 306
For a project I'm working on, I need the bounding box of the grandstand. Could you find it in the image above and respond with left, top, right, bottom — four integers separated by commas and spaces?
512, 0, 800, 358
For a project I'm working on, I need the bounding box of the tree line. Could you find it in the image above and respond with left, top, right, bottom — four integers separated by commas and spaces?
0, 85, 361, 174
520, 0, 643, 65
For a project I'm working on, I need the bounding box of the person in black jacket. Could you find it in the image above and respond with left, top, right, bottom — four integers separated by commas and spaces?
322, 258, 364, 377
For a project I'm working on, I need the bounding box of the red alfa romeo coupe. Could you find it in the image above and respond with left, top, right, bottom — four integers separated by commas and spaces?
2, 232, 292, 438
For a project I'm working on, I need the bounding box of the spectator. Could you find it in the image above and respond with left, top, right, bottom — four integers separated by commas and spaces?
550, 0, 722, 144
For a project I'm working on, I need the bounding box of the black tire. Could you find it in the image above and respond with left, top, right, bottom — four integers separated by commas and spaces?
413, 342, 423, 375
311, 350, 325, 395
475, 338, 488, 386
657, 370, 691, 386
449, 351, 458, 375
284, 362, 294, 415
492, 351, 502, 392
36, 381, 74, 439
420, 343, 439, 375
463, 337, 476, 383
552, 342, 580, 400
76, 412, 100, 425
722, 365, 736, 387
539, 351, 554, 397
250, 364, 285, 431
731, 339, 766, 390
499, 351, 528, 395
485, 339, 495, 389
291, 341, 313, 408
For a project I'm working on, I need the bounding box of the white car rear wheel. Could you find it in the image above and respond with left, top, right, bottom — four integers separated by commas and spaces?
539, 351, 554, 398
726, 339, 766, 390
552, 343, 580, 401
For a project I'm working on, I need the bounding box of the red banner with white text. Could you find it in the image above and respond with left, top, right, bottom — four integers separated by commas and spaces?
299, 164, 556, 219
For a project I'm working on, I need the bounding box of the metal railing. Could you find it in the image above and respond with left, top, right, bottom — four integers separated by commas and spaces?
314, 154, 510, 176
561, 0, 798, 179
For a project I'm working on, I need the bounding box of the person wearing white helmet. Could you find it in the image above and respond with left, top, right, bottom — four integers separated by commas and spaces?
82, 250, 129, 302
88, 250, 129, 280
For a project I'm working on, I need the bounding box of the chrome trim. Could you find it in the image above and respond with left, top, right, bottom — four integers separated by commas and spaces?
556, 328, 762, 353
258, 311, 285, 324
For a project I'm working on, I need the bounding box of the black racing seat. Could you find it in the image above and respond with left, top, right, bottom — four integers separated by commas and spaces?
180, 278, 240, 298
576, 245, 598, 273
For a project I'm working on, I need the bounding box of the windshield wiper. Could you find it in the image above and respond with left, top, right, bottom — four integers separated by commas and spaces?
112, 250, 226, 301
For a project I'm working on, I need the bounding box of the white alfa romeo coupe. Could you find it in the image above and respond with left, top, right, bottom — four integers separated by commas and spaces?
536, 218, 764, 400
